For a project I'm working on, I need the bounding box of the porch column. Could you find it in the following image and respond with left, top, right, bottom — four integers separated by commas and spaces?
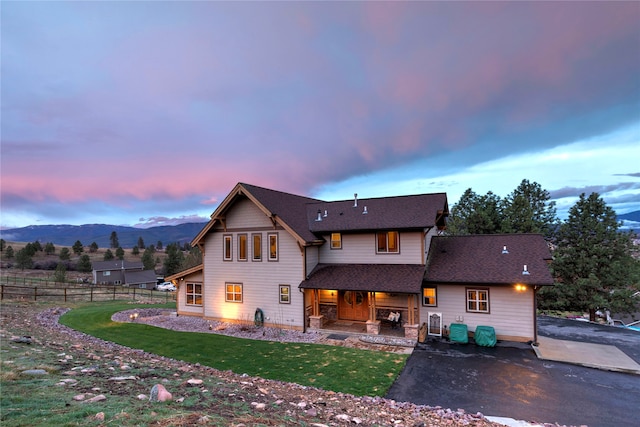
404, 294, 419, 340
366, 291, 381, 335
309, 289, 325, 329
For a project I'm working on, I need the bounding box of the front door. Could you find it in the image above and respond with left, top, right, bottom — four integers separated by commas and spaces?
338, 291, 368, 321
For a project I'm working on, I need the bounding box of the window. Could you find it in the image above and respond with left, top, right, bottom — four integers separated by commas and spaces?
223, 235, 232, 261
467, 289, 489, 313
225, 283, 243, 302
186, 283, 203, 305
376, 231, 399, 253
238, 234, 247, 261
252, 234, 262, 261
331, 233, 342, 249
104, 271, 111, 276
268, 233, 278, 261
279, 285, 290, 304
422, 286, 437, 306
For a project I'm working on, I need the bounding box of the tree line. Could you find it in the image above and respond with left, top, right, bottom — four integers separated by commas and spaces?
447, 179, 639, 320
1, 232, 201, 278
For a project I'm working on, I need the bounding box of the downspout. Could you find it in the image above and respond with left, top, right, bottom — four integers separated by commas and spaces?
532, 285, 539, 346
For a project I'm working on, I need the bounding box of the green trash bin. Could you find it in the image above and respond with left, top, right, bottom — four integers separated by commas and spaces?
449, 323, 468, 344
474, 326, 497, 347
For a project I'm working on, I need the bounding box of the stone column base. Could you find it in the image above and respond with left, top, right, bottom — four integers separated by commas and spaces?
404, 324, 419, 340
366, 320, 381, 335
309, 315, 324, 329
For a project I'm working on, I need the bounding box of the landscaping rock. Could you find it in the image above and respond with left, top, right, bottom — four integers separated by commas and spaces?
21, 369, 48, 375
149, 384, 172, 402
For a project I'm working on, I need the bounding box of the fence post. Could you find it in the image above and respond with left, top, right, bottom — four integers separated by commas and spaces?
133, 288, 136, 301
91, 287, 93, 302
64, 287, 67, 302
113, 287, 116, 300
34, 287, 37, 301
1, 285, 3, 301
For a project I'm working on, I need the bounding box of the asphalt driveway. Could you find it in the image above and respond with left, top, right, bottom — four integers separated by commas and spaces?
385, 316, 640, 427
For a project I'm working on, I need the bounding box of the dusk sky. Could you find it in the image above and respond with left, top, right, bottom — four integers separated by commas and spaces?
2, 1, 639, 231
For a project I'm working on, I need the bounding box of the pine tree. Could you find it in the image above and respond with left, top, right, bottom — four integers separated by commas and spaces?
548, 193, 637, 320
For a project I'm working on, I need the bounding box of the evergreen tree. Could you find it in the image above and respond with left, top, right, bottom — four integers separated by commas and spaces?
76, 254, 92, 273
142, 247, 156, 270
447, 189, 501, 235
59, 247, 71, 261
544, 193, 638, 320
15, 248, 33, 270
115, 247, 125, 260
0, 239, 5, 252
103, 249, 114, 261
156, 241, 163, 251
54, 262, 67, 283
110, 231, 119, 249
44, 242, 56, 255
72, 240, 84, 255
131, 246, 140, 256
5, 246, 14, 259
89, 242, 99, 253
137, 236, 145, 249
163, 243, 184, 276
32, 241, 43, 252
500, 179, 558, 237
181, 246, 202, 270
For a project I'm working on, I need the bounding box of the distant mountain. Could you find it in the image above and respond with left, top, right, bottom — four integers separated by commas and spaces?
618, 210, 640, 224
0, 222, 209, 248
618, 210, 640, 235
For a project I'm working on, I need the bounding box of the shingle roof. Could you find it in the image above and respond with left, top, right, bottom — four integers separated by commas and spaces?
424, 234, 554, 286
307, 193, 448, 232
299, 263, 426, 293
92, 260, 143, 271
124, 269, 157, 285
240, 183, 323, 243
193, 183, 448, 246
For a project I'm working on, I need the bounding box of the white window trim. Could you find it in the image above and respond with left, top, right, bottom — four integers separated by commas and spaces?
422, 286, 437, 307
186, 282, 203, 306
225, 282, 243, 303
279, 284, 291, 304
466, 288, 490, 313
376, 231, 399, 254
223, 235, 232, 261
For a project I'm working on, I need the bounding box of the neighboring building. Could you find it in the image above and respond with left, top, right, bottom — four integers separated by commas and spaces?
167, 182, 553, 342
92, 260, 157, 289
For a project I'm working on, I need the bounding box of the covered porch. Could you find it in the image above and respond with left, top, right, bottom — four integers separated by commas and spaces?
299, 263, 426, 340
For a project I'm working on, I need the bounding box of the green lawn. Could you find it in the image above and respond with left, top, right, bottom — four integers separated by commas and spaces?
60, 302, 408, 396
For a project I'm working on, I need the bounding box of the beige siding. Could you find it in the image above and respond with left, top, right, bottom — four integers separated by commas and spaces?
305, 246, 319, 276
419, 285, 535, 342
318, 231, 425, 264
176, 270, 204, 316
202, 200, 306, 329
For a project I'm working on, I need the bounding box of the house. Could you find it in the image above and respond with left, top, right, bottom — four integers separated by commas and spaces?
167, 182, 553, 343
92, 260, 157, 289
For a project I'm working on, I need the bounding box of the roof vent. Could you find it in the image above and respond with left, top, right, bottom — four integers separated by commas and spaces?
315, 209, 322, 222
362, 206, 368, 214
522, 265, 530, 275
353, 193, 358, 207
323, 210, 328, 217
502, 245, 509, 254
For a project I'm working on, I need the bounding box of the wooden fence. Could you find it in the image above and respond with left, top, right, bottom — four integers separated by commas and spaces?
0, 283, 176, 304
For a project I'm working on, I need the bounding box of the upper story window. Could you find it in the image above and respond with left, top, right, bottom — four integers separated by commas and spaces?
252, 233, 262, 261
331, 233, 342, 249
268, 233, 278, 261
422, 286, 437, 306
104, 271, 111, 276
467, 288, 489, 313
223, 235, 232, 261
376, 231, 399, 253
238, 234, 248, 261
